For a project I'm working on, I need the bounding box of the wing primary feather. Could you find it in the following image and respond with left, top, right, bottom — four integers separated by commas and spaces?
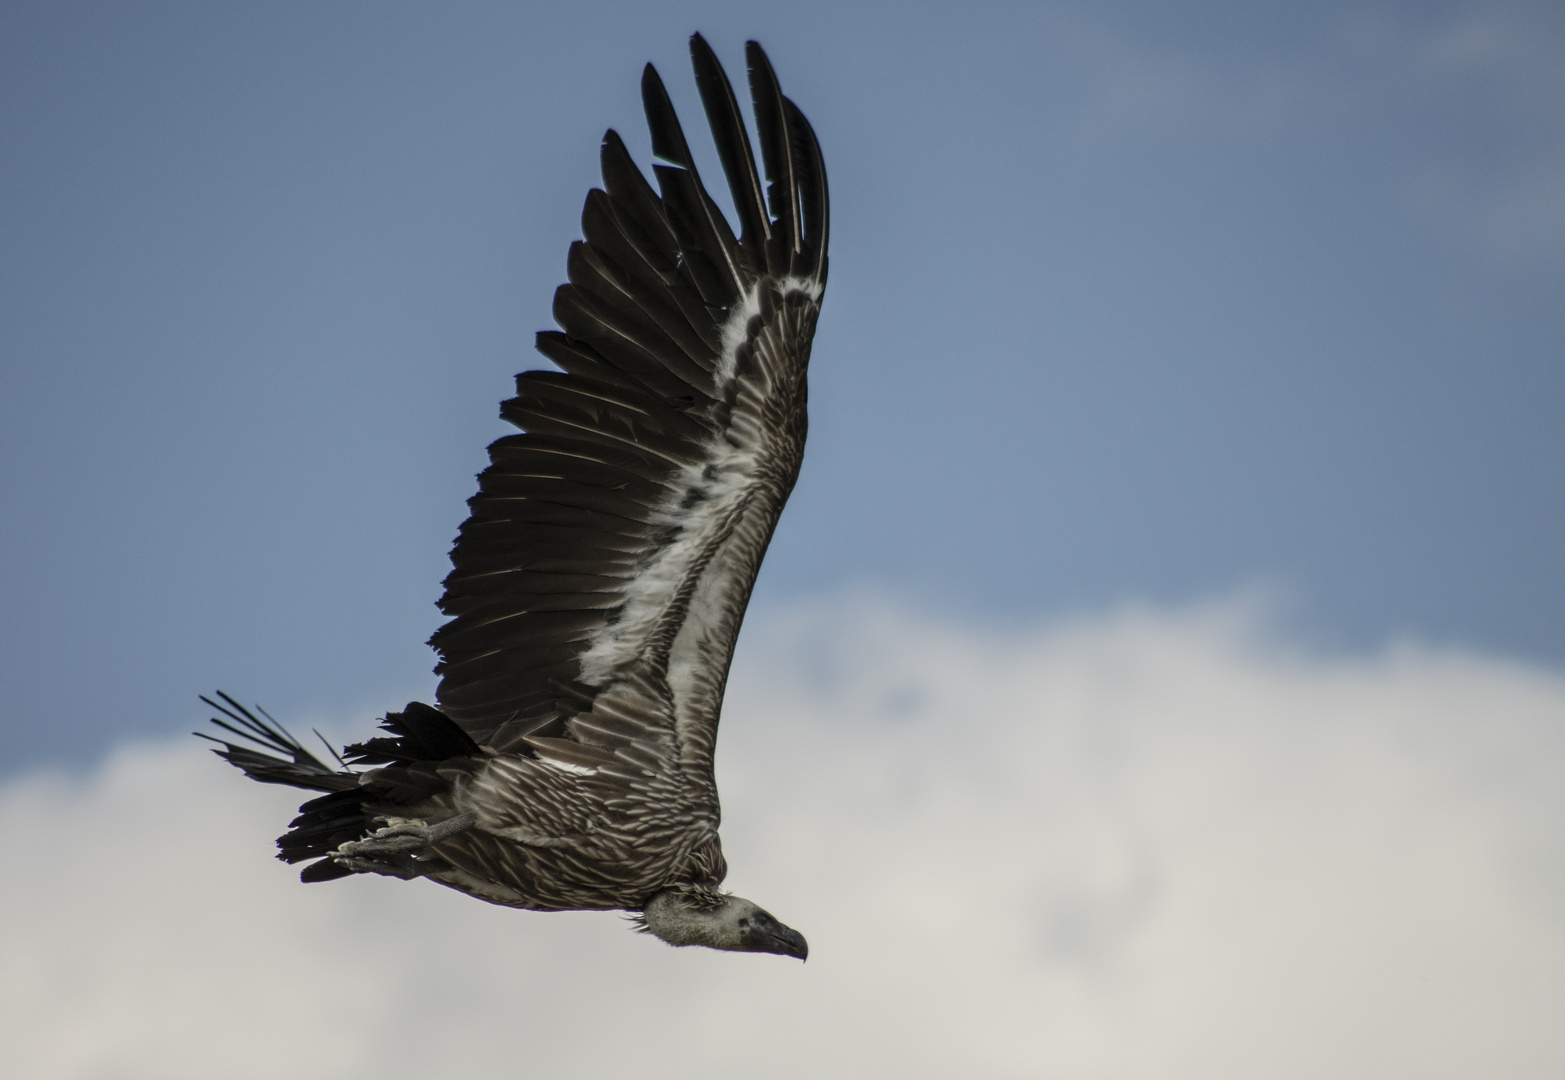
560, 246, 720, 395
550, 286, 690, 400
597, 129, 682, 259
744, 41, 801, 268
598, 132, 728, 354
577, 194, 721, 373
641, 63, 745, 303
784, 96, 830, 284
688, 34, 771, 267
535, 331, 655, 397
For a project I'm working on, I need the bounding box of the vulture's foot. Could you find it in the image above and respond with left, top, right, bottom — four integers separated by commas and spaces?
337, 811, 476, 859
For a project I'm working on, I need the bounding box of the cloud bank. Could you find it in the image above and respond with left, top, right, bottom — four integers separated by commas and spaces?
4, 596, 1564, 1078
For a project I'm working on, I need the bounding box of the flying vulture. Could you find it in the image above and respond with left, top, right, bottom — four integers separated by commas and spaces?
199, 35, 826, 960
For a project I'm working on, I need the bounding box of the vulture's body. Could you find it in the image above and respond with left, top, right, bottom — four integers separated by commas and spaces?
201, 36, 825, 960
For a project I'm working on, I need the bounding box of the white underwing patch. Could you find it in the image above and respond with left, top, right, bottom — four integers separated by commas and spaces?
574, 275, 821, 720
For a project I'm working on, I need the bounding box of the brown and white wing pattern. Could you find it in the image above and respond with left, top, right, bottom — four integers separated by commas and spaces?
429, 36, 827, 831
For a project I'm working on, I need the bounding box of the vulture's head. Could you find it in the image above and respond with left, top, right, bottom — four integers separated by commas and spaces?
638, 887, 808, 960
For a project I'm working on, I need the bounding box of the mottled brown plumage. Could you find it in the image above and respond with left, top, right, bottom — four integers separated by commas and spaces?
199, 35, 825, 960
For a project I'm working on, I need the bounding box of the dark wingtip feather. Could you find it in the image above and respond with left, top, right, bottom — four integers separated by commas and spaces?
641, 63, 692, 168
744, 40, 801, 266
689, 33, 771, 262
783, 96, 829, 283
642, 56, 744, 303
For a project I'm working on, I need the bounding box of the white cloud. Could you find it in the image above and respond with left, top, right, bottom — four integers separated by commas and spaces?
4, 595, 1565, 1079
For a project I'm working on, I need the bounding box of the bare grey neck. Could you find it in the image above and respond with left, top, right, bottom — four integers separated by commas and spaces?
639, 888, 808, 960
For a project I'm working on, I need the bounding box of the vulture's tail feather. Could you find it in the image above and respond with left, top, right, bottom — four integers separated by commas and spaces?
280, 788, 372, 868
197, 694, 477, 883
343, 701, 482, 766
196, 692, 360, 793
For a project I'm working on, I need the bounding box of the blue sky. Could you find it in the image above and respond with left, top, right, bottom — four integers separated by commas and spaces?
4, 6, 1565, 1074
2, 0, 1562, 771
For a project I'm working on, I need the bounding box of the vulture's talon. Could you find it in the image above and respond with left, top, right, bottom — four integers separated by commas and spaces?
338, 812, 476, 857
334, 854, 428, 880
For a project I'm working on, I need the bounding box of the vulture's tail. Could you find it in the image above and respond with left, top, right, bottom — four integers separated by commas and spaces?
196, 692, 359, 793
197, 692, 478, 882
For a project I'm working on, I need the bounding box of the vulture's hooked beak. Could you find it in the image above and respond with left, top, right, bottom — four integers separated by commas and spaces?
771, 926, 809, 962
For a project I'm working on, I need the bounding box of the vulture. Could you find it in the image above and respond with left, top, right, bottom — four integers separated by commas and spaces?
199, 35, 826, 961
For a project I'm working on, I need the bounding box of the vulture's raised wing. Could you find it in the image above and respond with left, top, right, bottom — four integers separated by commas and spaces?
430, 35, 827, 782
